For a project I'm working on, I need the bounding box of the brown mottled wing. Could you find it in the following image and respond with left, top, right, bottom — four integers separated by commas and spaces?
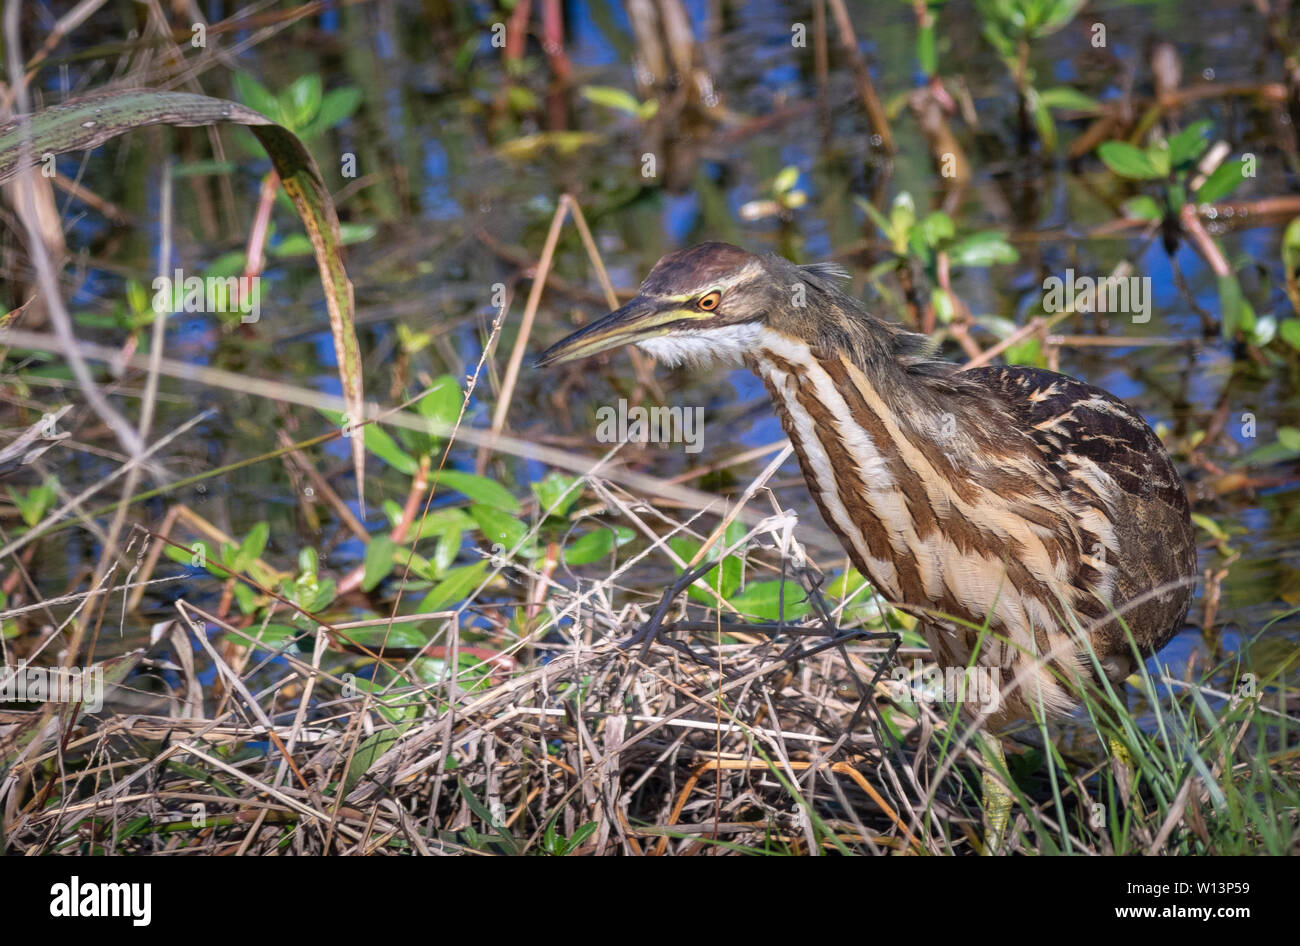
962, 365, 1188, 517
964, 364, 1196, 664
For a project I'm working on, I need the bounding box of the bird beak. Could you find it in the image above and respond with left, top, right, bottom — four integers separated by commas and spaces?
535, 296, 683, 367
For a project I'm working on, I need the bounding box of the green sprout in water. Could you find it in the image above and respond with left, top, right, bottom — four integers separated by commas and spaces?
977, 0, 1100, 148
856, 192, 1018, 331
739, 166, 808, 223
1097, 120, 1266, 342
6, 475, 56, 531
232, 73, 362, 143
1098, 120, 1251, 222
74, 281, 157, 347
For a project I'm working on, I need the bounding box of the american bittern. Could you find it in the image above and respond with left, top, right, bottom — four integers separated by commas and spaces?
537, 242, 1197, 841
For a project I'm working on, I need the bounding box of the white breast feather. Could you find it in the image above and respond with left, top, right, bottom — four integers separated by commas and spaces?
635, 323, 765, 367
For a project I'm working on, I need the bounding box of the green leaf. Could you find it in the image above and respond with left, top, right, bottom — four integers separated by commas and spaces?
506, 85, 539, 113
532, 472, 582, 519
1194, 159, 1247, 204
1028, 88, 1057, 150
363, 535, 398, 592
238, 521, 269, 569
1167, 120, 1212, 168
915, 211, 955, 249
457, 780, 520, 854
889, 193, 917, 247
363, 423, 418, 475
1217, 273, 1250, 338
1042, 0, 1085, 32
945, 230, 1018, 267
232, 582, 259, 615
1005, 335, 1046, 367
917, 22, 937, 76
73, 311, 125, 329
348, 621, 430, 650
729, 581, 810, 621
854, 195, 896, 245
670, 523, 745, 605
351, 678, 422, 728
1123, 195, 1163, 221
1037, 86, 1102, 113
417, 375, 462, 430
409, 650, 492, 688
270, 223, 376, 257
981, 20, 1014, 59
1190, 513, 1229, 542
580, 85, 645, 117
1097, 141, 1164, 180
717, 520, 747, 598
496, 131, 601, 161
280, 74, 323, 131
1279, 427, 1300, 452
1148, 141, 1171, 178
232, 72, 281, 122
7, 479, 54, 528
206, 250, 247, 279
298, 546, 319, 578
298, 86, 362, 141
1167, 181, 1186, 215
1240, 440, 1300, 467
418, 560, 488, 612
1279, 318, 1300, 351
562, 529, 615, 566
931, 287, 956, 324
165, 539, 212, 567
829, 567, 869, 602
404, 507, 474, 545
773, 166, 800, 196
224, 623, 298, 650
126, 280, 150, 316
344, 729, 403, 796
230, 621, 300, 649
438, 471, 519, 513
668, 536, 713, 606
1283, 217, 1300, 275
470, 505, 528, 551
290, 575, 336, 614
668, 536, 700, 562
433, 525, 463, 575
562, 822, 599, 854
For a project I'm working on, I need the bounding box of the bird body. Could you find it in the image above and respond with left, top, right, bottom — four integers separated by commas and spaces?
539, 243, 1197, 728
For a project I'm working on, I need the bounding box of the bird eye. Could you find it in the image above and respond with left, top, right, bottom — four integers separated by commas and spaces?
697, 290, 722, 311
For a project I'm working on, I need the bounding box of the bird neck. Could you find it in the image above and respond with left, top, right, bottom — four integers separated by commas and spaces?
742, 326, 1072, 626
744, 327, 937, 604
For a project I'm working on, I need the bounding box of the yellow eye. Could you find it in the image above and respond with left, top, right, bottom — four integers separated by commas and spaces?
697, 290, 722, 311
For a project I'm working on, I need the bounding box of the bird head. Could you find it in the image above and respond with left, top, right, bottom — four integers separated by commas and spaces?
535, 241, 932, 371
536, 242, 795, 369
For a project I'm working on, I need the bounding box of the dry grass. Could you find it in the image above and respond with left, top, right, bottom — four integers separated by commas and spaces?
5, 524, 1294, 857
0, 624, 972, 855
